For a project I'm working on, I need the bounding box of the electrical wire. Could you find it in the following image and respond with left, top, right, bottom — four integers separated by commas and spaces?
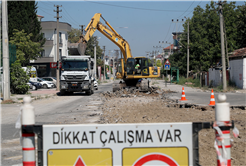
38, 7, 54, 17
177, 0, 195, 18
62, 7, 81, 26
163, 22, 172, 42
186, 0, 204, 17
84, 0, 193, 13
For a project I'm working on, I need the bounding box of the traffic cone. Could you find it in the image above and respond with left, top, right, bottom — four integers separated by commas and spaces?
180, 87, 187, 101
209, 89, 215, 106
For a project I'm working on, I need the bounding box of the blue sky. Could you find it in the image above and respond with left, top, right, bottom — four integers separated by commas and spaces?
37, 0, 245, 57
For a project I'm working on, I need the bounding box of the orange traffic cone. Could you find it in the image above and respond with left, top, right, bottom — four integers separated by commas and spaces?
209, 89, 216, 106
180, 87, 188, 101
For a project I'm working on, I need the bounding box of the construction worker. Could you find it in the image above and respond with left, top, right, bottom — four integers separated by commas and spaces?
135, 62, 140, 69
135, 61, 140, 74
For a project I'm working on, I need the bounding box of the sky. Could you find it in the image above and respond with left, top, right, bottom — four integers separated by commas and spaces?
37, 0, 245, 57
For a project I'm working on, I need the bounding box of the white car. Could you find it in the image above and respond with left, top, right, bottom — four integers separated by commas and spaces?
93, 78, 98, 90
37, 77, 55, 89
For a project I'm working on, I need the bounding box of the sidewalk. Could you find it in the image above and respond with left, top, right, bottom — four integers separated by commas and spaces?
10, 89, 59, 103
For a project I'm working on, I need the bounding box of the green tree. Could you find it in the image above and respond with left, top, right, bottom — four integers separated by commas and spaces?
10, 29, 43, 66
85, 36, 103, 59
236, 2, 246, 48
176, 1, 241, 75
68, 28, 81, 43
10, 60, 29, 94
8, 1, 45, 44
156, 59, 162, 67
0, 0, 45, 65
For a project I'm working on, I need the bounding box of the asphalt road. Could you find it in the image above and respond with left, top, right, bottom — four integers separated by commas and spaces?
156, 80, 246, 106
1, 82, 112, 166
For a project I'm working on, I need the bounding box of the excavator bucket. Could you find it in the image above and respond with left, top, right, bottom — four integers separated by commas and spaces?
77, 42, 87, 55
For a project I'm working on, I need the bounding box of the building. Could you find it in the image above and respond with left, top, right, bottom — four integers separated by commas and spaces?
30, 15, 71, 77
163, 44, 174, 58
229, 47, 246, 89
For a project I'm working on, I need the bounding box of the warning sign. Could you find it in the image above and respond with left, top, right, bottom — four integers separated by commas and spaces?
43, 123, 193, 165
123, 147, 188, 165
47, 149, 112, 165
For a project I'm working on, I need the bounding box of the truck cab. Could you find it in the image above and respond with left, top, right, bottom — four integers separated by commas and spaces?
60, 55, 94, 95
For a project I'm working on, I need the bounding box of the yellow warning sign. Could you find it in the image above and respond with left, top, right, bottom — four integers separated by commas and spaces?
122, 147, 188, 166
47, 148, 112, 166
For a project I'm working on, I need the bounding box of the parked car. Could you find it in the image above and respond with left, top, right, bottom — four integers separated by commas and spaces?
27, 82, 33, 89
37, 77, 55, 89
42, 77, 57, 87
93, 78, 98, 90
29, 81, 42, 90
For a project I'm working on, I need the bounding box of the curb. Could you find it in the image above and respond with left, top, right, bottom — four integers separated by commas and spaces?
10, 93, 58, 104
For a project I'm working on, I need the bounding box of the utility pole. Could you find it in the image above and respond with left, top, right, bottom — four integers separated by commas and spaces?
112, 51, 115, 80
218, 1, 227, 91
2, 0, 10, 100
79, 25, 85, 35
103, 46, 106, 80
93, 37, 97, 79
54, 5, 62, 91
187, 19, 189, 79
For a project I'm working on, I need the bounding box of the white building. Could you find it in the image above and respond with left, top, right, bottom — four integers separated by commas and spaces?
30, 15, 71, 77
229, 47, 246, 89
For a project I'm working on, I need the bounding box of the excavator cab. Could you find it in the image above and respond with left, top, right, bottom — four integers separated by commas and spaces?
126, 57, 150, 76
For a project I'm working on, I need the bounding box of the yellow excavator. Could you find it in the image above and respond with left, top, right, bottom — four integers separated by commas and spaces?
79, 13, 160, 92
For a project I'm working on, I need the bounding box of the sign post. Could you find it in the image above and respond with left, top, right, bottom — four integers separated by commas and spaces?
164, 59, 171, 87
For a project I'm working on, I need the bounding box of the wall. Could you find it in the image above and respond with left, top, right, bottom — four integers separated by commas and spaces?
209, 68, 222, 87
229, 58, 245, 89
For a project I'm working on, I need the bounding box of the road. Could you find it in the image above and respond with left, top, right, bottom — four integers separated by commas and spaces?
1, 83, 112, 166
156, 80, 246, 107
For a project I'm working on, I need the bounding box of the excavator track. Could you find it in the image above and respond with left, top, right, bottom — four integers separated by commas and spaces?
112, 79, 150, 92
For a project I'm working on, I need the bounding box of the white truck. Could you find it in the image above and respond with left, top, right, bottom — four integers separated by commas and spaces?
60, 55, 94, 95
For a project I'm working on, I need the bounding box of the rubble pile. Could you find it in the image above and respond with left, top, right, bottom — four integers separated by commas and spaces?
101, 86, 176, 99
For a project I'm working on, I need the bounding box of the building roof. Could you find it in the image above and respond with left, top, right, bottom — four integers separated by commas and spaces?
37, 15, 44, 18
164, 44, 174, 50
156, 54, 163, 59
229, 47, 246, 59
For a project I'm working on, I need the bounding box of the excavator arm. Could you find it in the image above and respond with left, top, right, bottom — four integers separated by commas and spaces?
82, 13, 132, 63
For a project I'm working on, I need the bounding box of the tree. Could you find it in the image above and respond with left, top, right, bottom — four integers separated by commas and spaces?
156, 59, 162, 67
85, 36, 103, 59
236, 2, 246, 48
10, 29, 43, 66
68, 28, 81, 43
174, 1, 242, 75
8, 1, 45, 43
10, 60, 29, 94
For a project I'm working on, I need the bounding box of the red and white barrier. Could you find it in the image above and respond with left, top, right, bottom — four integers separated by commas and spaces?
213, 94, 239, 166
21, 97, 36, 166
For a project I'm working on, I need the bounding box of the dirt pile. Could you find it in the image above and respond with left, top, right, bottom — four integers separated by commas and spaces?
101, 86, 176, 99
99, 92, 246, 166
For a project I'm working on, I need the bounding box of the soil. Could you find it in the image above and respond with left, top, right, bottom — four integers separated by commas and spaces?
99, 89, 246, 166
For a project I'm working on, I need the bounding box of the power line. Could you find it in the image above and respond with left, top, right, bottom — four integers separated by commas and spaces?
163, 22, 172, 42
186, 0, 204, 17
38, 7, 54, 17
84, 0, 193, 13
62, 7, 81, 26
177, 0, 195, 18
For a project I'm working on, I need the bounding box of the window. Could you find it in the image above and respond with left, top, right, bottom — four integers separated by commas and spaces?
41, 50, 45, 57
59, 49, 62, 59
59, 32, 62, 43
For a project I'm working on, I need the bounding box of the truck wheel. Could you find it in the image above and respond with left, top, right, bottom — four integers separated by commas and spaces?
60, 90, 66, 96
86, 89, 93, 95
